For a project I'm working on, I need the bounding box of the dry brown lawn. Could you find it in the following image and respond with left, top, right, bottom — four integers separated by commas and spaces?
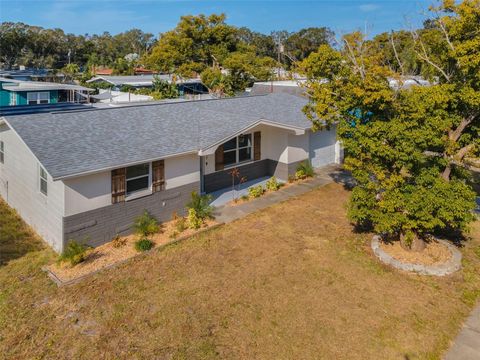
1, 183, 480, 360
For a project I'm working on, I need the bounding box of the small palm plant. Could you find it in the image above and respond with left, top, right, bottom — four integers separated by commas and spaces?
295, 160, 315, 179
58, 240, 90, 267
186, 192, 214, 229
133, 211, 159, 237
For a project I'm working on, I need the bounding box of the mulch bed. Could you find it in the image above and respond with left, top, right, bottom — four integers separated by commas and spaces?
46, 219, 219, 285
379, 239, 452, 266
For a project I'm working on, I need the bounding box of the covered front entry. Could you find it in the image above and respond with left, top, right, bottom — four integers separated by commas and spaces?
203, 158, 280, 194
208, 175, 271, 207
199, 122, 327, 195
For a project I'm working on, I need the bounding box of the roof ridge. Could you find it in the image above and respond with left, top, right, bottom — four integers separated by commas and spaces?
46, 93, 272, 115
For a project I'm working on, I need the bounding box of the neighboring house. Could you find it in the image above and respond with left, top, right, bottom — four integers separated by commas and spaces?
133, 67, 157, 75
0, 93, 341, 252
0, 68, 65, 82
250, 80, 307, 97
91, 89, 153, 103
86, 75, 209, 96
388, 76, 432, 90
0, 77, 93, 108
91, 67, 114, 76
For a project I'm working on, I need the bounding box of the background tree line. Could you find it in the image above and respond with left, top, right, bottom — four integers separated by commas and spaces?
0, 16, 332, 90
0, 11, 468, 94
0, 22, 155, 71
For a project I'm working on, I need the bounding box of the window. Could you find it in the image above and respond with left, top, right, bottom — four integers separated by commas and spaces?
27, 92, 50, 105
126, 163, 150, 195
39, 166, 48, 195
222, 134, 253, 167
9, 92, 16, 106
0, 141, 4, 164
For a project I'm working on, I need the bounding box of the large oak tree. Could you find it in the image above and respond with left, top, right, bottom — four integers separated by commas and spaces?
301, 0, 479, 250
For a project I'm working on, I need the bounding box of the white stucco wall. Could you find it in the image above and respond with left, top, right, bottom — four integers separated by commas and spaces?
0, 124, 65, 252
287, 132, 309, 163
308, 126, 337, 167
258, 125, 289, 163
203, 124, 299, 175
64, 172, 111, 216
165, 153, 200, 190
63, 153, 200, 217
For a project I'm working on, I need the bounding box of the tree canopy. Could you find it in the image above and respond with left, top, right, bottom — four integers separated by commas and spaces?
301, 0, 479, 250
0, 15, 333, 94
0, 22, 154, 70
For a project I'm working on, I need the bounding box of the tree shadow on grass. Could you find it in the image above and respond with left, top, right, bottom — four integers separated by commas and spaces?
326, 168, 356, 190
0, 201, 46, 266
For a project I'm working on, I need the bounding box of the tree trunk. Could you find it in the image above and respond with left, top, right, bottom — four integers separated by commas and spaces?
400, 231, 426, 252
441, 163, 451, 182
440, 114, 476, 182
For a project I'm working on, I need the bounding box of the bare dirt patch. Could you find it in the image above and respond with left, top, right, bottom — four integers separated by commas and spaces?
47, 219, 218, 283
380, 239, 452, 266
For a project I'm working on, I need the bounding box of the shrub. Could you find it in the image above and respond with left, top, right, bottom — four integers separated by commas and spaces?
241, 194, 250, 201
134, 211, 159, 237
169, 230, 179, 239
266, 176, 281, 191
187, 208, 203, 229
248, 185, 265, 198
171, 211, 187, 232
186, 192, 214, 220
175, 216, 187, 233
112, 234, 127, 248
58, 240, 89, 266
295, 160, 315, 179
134, 238, 154, 252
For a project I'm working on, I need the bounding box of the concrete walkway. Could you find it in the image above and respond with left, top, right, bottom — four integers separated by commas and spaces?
444, 304, 480, 360
213, 164, 350, 223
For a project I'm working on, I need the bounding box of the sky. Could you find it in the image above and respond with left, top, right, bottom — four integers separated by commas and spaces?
0, 0, 434, 38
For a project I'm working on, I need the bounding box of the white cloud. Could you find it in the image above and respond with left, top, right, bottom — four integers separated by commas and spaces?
359, 3, 380, 12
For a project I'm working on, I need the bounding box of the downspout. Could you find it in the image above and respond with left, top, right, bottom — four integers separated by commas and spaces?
200, 156, 205, 194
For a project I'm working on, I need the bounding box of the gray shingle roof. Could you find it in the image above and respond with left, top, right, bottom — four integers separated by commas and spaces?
4, 93, 310, 180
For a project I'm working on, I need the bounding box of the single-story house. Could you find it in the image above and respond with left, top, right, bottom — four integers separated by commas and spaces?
250, 80, 307, 97
86, 75, 209, 96
0, 93, 341, 252
0, 68, 65, 82
0, 77, 93, 108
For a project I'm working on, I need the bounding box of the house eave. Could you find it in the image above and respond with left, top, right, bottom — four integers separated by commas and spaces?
198, 119, 306, 156
52, 149, 199, 181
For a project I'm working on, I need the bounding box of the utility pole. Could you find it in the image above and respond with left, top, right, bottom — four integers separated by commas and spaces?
277, 42, 283, 79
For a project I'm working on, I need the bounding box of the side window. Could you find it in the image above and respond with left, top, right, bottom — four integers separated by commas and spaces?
39, 166, 48, 196
9, 92, 16, 106
27, 92, 38, 105
27, 92, 50, 105
38, 92, 49, 104
0, 141, 4, 164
